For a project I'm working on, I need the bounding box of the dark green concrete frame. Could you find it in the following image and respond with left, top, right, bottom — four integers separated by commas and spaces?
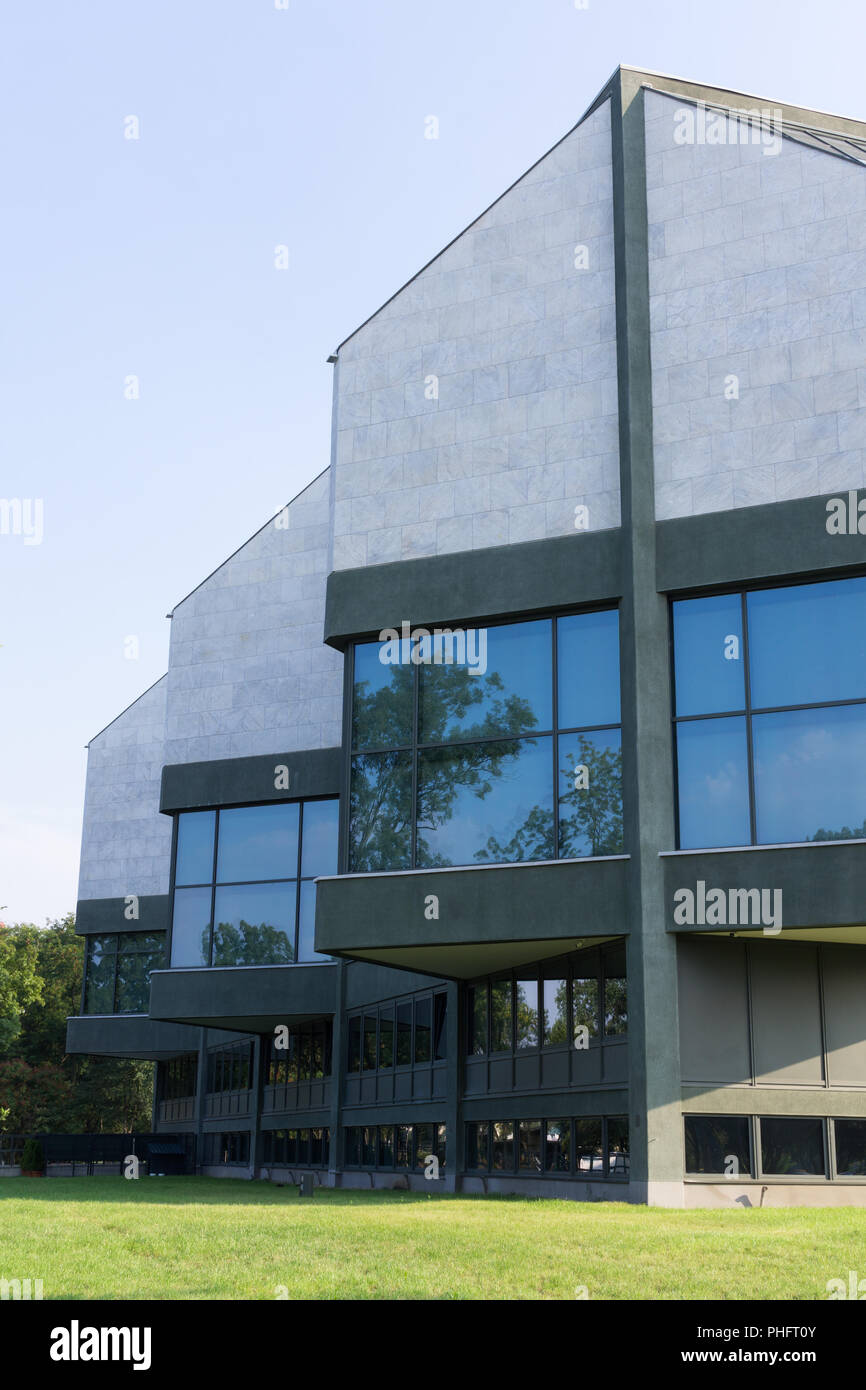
65, 1014, 201, 1061
662, 846, 866, 932
160, 748, 342, 813
148, 962, 337, 1031
324, 529, 622, 650
657, 494, 866, 595
315, 857, 629, 979
75, 895, 170, 937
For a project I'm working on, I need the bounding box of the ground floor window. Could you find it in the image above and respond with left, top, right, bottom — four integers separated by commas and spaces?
684, 1114, 866, 1180
202, 1132, 250, 1166
262, 1128, 330, 1167
343, 1123, 446, 1172
465, 1116, 629, 1179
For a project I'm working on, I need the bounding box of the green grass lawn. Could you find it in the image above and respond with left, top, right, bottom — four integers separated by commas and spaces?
1, 1177, 864, 1300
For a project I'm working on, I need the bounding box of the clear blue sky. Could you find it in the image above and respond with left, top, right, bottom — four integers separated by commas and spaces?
0, 0, 860, 925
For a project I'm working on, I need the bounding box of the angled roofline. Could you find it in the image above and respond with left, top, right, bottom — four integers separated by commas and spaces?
166, 466, 330, 617
86, 673, 167, 748
620, 64, 866, 132
332, 63, 866, 358
332, 66, 620, 356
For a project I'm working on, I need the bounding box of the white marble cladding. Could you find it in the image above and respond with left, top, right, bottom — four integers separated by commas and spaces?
331, 99, 619, 570
646, 89, 866, 519
164, 470, 343, 764
78, 676, 172, 901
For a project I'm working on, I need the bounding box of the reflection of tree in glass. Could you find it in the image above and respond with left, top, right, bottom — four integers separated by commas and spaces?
604, 977, 627, 1035
559, 738, 623, 857
515, 984, 538, 1047
472, 739, 622, 863
351, 662, 538, 870
543, 981, 569, 1045
211, 921, 294, 967
572, 977, 599, 1040
808, 817, 866, 842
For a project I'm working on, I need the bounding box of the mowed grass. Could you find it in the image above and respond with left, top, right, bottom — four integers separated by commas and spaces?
1, 1177, 864, 1300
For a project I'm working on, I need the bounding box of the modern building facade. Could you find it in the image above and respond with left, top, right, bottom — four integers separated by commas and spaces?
67, 66, 866, 1206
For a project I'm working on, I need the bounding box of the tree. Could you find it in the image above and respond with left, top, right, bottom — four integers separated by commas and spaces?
0, 925, 43, 1055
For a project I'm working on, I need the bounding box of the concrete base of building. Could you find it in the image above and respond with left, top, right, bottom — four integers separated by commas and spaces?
685, 1182, 866, 1208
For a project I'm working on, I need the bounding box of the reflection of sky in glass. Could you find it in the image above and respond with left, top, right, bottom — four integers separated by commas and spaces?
557, 609, 621, 729
748, 578, 866, 709
416, 737, 553, 866
170, 885, 211, 966
301, 800, 339, 877
217, 804, 299, 882
753, 705, 866, 843
297, 879, 331, 961
419, 619, 551, 742
673, 593, 744, 717
676, 717, 750, 848
175, 810, 215, 885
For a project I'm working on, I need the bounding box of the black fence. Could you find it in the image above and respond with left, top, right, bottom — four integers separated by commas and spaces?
0, 1133, 196, 1175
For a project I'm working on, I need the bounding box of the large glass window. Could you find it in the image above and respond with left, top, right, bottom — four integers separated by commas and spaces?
684, 1115, 751, 1176
346, 989, 447, 1072
759, 1117, 825, 1177
467, 946, 624, 1055
264, 1023, 332, 1085
834, 1119, 866, 1177
465, 1116, 627, 1180
673, 578, 866, 848
342, 1123, 446, 1172
83, 932, 165, 1014
169, 799, 338, 967
348, 611, 622, 871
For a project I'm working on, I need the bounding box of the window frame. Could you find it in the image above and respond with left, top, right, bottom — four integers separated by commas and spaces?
344, 606, 623, 874
82, 931, 166, 1015
168, 796, 339, 969
670, 575, 866, 850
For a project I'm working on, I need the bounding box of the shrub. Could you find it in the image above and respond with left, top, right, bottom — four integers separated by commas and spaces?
21, 1138, 44, 1172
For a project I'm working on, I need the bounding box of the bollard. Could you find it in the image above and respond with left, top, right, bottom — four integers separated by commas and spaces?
298, 1172, 314, 1197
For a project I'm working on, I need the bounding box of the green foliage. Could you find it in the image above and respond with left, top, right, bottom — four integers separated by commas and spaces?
0, 915, 152, 1133
20, 1137, 44, 1172
0, 924, 43, 1053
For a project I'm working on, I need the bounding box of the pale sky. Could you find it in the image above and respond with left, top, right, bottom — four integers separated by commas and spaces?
0, 0, 861, 925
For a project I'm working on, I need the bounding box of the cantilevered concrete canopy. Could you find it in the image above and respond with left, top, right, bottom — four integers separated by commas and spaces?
315, 857, 629, 980
65, 1015, 202, 1061
148, 962, 337, 1033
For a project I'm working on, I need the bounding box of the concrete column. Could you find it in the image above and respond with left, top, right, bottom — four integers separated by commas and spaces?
611, 69, 683, 1207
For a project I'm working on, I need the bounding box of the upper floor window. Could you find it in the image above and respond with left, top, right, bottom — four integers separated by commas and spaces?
347, 988, 447, 1073
83, 932, 165, 1014
466, 945, 626, 1057
348, 611, 622, 871
673, 577, 866, 848
170, 799, 338, 968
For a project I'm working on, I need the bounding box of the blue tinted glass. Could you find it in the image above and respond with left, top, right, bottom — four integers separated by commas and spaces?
297, 880, 332, 961
557, 610, 620, 729
418, 619, 552, 743
753, 705, 866, 844
416, 736, 554, 867
673, 594, 744, 716
349, 752, 413, 871
352, 641, 414, 749
748, 578, 866, 708
175, 811, 216, 885
216, 803, 299, 883
212, 883, 296, 965
170, 886, 211, 966
676, 717, 750, 849
301, 800, 339, 877
558, 729, 623, 857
